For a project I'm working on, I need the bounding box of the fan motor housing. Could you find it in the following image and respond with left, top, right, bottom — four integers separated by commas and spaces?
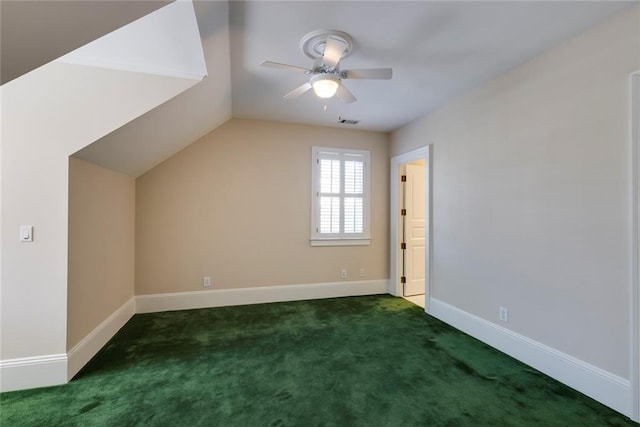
300, 29, 353, 61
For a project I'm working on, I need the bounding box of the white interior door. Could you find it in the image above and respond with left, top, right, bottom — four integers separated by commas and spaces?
404, 163, 425, 296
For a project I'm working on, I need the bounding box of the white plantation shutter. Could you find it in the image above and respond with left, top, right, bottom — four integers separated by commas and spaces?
319, 197, 340, 233
311, 147, 370, 246
344, 156, 364, 234
320, 159, 340, 193
344, 197, 363, 233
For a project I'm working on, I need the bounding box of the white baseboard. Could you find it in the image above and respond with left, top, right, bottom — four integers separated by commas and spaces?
67, 297, 136, 380
0, 354, 67, 392
429, 298, 631, 417
136, 279, 389, 313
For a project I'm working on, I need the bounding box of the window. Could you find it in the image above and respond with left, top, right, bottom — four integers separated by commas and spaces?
311, 147, 371, 246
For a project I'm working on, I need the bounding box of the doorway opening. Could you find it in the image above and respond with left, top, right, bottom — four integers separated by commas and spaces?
400, 159, 426, 306
390, 146, 432, 312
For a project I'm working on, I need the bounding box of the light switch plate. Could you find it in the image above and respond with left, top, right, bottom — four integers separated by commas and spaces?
20, 225, 33, 242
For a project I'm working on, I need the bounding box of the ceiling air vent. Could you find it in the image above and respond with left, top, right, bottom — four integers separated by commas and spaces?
338, 117, 359, 125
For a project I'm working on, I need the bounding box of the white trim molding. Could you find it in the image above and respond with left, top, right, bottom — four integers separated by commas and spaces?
67, 297, 136, 380
389, 145, 433, 312
0, 354, 68, 392
630, 70, 640, 422
136, 279, 389, 313
430, 298, 631, 417
309, 238, 371, 247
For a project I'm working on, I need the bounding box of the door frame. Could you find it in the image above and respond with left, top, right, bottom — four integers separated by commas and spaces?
390, 145, 432, 312
631, 71, 640, 422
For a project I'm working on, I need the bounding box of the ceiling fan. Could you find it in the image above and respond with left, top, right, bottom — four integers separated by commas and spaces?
261, 29, 392, 104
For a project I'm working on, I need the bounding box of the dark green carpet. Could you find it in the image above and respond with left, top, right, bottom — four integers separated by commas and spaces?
1, 295, 634, 426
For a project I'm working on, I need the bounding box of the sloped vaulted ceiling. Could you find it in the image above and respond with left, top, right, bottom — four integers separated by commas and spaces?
0, 0, 172, 84
72, 1, 232, 177
2, 1, 634, 177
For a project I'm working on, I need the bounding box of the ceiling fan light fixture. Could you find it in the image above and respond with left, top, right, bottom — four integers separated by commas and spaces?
311, 74, 339, 98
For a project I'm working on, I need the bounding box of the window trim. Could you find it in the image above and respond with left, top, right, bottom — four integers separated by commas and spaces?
310, 238, 371, 247
310, 146, 371, 246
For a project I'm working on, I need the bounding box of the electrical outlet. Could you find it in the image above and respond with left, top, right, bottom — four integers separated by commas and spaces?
203, 276, 211, 288
340, 269, 347, 279
499, 307, 508, 323
359, 268, 365, 278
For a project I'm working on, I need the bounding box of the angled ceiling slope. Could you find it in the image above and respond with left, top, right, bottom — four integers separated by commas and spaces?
73, 0, 232, 177
56, 0, 206, 80
2, 0, 207, 162
0, 0, 173, 85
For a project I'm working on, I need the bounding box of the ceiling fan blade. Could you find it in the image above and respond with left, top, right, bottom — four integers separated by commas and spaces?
284, 82, 312, 99
335, 84, 356, 103
261, 60, 311, 73
322, 36, 345, 69
343, 68, 393, 80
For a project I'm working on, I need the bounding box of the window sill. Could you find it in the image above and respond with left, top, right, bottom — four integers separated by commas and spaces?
310, 238, 371, 247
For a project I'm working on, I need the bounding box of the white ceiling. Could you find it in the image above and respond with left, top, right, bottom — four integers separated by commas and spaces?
229, 1, 632, 131
2, 1, 634, 176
